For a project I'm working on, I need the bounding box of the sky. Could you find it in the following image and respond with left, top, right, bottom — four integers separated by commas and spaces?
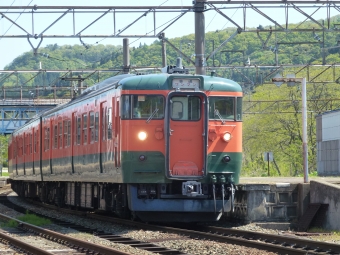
0, 0, 334, 69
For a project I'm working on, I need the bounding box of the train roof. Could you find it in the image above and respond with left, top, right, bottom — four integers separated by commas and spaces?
119, 73, 242, 92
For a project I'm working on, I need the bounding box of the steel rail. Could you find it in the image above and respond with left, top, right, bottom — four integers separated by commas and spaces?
197, 225, 340, 254
0, 213, 132, 255
83, 213, 309, 255
0, 231, 54, 255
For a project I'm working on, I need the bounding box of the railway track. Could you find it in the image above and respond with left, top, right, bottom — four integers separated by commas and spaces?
3, 189, 340, 255
0, 193, 189, 255
25, 201, 336, 255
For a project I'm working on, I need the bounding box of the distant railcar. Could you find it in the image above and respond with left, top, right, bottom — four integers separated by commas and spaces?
8, 65, 242, 222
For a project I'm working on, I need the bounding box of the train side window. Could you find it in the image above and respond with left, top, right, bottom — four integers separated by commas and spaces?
90, 112, 95, 143
44, 127, 49, 151
34, 132, 37, 153
95, 112, 99, 142
63, 120, 68, 147
107, 108, 112, 140
67, 120, 71, 147
83, 113, 88, 144
77, 117, 81, 145
54, 125, 58, 149
59, 122, 63, 149
30, 133, 32, 154
102, 107, 106, 141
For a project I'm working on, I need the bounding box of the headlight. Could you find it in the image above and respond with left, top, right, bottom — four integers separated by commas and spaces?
138, 131, 147, 141
222, 132, 231, 142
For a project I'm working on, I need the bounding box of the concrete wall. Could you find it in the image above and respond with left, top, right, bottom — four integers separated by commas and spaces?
310, 180, 340, 231
233, 183, 299, 222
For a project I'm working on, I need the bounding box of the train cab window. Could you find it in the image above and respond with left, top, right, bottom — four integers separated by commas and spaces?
95, 112, 99, 142
209, 97, 236, 121
83, 114, 88, 144
121, 95, 164, 119
90, 112, 95, 143
171, 96, 201, 121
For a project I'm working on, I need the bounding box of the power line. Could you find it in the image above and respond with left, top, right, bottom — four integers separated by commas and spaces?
0, 0, 32, 41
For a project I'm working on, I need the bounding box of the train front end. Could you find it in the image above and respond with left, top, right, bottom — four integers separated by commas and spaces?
120, 68, 242, 222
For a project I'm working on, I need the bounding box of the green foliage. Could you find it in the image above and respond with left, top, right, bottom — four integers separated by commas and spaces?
0, 136, 8, 167
3, 219, 18, 228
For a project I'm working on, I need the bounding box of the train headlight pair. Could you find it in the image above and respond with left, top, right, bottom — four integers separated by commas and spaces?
138, 131, 147, 141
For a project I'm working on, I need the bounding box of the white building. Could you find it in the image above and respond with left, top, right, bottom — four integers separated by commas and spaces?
316, 110, 340, 175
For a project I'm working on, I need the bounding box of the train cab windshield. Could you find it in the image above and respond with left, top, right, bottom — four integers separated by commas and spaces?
121, 95, 165, 119
209, 97, 242, 121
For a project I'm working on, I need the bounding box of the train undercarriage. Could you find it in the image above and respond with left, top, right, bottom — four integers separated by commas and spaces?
10, 180, 235, 222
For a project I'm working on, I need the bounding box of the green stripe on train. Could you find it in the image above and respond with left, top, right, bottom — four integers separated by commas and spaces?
121, 151, 241, 184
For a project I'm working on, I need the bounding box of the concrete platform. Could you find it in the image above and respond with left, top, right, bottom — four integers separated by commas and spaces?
230, 177, 340, 231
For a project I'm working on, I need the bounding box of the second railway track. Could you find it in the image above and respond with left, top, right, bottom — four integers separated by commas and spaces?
3, 187, 340, 255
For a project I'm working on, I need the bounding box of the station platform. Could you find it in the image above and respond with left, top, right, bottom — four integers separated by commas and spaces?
232, 176, 340, 231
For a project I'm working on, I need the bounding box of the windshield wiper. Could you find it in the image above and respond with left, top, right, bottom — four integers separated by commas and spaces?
214, 109, 225, 124
146, 108, 159, 123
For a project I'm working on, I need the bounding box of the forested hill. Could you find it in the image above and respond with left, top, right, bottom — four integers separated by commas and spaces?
3, 16, 340, 178
3, 14, 340, 89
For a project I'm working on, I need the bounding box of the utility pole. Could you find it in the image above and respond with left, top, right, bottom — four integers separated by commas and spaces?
272, 77, 308, 183
194, 0, 206, 75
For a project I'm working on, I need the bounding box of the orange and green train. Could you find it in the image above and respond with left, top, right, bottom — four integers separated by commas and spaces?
8, 65, 242, 222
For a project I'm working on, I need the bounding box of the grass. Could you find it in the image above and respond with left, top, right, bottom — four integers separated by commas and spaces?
1, 211, 52, 228
308, 227, 340, 242
0, 172, 8, 176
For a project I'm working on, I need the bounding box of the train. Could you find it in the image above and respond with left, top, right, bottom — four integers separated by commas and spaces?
8, 61, 243, 222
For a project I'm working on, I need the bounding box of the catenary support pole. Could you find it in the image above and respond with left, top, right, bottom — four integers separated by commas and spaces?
123, 38, 130, 74
161, 33, 167, 67
194, 0, 206, 75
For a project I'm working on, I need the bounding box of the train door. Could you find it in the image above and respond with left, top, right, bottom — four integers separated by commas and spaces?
166, 92, 208, 178
100, 102, 107, 173
71, 112, 76, 174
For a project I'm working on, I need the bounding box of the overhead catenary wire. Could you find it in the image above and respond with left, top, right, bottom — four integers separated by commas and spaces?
0, 0, 33, 41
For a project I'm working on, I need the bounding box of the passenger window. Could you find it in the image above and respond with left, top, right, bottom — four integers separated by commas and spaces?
83, 114, 87, 144
59, 122, 63, 148
77, 117, 81, 145
54, 125, 58, 149
63, 120, 68, 147
90, 112, 95, 143
107, 108, 112, 140
95, 112, 99, 142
